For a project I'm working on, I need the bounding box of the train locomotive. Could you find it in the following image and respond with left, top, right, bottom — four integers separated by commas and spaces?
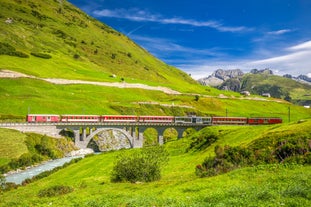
26, 114, 282, 125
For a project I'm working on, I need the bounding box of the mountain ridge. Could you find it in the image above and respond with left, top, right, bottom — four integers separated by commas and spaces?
198, 68, 311, 105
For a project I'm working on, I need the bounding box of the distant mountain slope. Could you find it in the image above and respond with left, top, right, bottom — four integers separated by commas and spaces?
0, 0, 197, 88
198, 69, 311, 105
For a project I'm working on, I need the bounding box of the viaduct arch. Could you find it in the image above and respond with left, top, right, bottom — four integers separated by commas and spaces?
0, 123, 208, 151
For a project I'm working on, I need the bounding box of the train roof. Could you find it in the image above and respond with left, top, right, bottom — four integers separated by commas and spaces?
27, 114, 60, 116
102, 115, 137, 116
249, 117, 282, 119
61, 114, 100, 116
212, 116, 247, 118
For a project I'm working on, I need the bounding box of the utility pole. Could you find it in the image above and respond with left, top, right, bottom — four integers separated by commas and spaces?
288, 106, 291, 123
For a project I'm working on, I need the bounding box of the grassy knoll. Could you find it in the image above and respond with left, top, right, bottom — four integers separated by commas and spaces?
1, 120, 310, 206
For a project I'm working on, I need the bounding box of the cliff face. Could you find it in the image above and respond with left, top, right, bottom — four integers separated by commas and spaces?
198, 69, 244, 86
283, 74, 311, 85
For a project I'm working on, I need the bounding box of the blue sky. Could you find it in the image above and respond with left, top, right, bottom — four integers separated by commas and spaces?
68, 0, 311, 79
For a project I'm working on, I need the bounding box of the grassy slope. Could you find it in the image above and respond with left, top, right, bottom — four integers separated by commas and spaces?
1, 78, 310, 121
0, 129, 28, 166
241, 73, 311, 102
0, 0, 310, 119
0, 0, 198, 91
1, 120, 310, 206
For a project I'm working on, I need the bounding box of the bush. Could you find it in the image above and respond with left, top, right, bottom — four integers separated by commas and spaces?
187, 129, 218, 151
0, 42, 29, 58
111, 146, 169, 183
30, 52, 52, 59
196, 134, 311, 178
0, 42, 16, 54
38, 185, 74, 197
73, 54, 80, 59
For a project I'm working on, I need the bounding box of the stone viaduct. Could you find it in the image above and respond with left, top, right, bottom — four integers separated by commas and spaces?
0, 122, 208, 150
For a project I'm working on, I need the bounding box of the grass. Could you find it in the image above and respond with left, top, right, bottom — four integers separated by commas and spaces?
1, 78, 310, 121
0, 0, 201, 92
1, 120, 310, 206
0, 128, 28, 166
1, 0, 310, 121
242, 73, 311, 104
0, 1, 310, 204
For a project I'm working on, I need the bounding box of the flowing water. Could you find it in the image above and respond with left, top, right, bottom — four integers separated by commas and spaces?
4, 156, 82, 185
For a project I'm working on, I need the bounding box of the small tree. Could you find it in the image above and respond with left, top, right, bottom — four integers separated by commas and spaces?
111, 146, 169, 183
194, 95, 200, 101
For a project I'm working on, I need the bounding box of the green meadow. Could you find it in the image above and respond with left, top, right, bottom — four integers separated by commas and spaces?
0, 0, 311, 205
0, 120, 310, 206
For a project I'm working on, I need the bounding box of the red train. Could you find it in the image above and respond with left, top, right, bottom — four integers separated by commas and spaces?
26, 114, 282, 125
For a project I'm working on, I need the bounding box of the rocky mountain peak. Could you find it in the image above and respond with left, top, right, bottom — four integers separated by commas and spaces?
198, 69, 244, 86
284, 74, 311, 85
250, 68, 273, 75
213, 69, 244, 80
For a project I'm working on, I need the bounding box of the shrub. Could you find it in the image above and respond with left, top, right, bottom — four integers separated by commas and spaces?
194, 95, 200, 101
187, 129, 218, 151
73, 54, 80, 59
111, 146, 169, 183
196, 134, 311, 178
12, 51, 29, 58
38, 185, 74, 197
0, 42, 29, 58
30, 52, 52, 59
2, 182, 18, 191
0, 42, 16, 54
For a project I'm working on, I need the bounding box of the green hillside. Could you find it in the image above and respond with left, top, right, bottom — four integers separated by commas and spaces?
0, 1, 310, 205
241, 73, 311, 105
0, 0, 310, 120
1, 77, 311, 121
1, 120, 310, 206
0, 0, 197, 88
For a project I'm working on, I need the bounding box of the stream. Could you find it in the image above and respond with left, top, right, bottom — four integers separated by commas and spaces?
4, 156, 82, 185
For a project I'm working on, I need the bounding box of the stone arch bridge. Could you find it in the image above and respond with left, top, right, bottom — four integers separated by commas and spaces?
0, 122, 208, 150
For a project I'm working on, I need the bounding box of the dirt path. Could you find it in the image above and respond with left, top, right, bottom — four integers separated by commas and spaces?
0, 69, 279, 103
0, 69, 181, 95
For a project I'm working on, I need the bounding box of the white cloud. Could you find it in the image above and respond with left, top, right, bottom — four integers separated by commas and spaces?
248, 41, 311, 75
178, 40, 311, 79
267, 29, 292, 35
131, 35, 220, 57
287, 40, 311, 51
93, 8, 251, 33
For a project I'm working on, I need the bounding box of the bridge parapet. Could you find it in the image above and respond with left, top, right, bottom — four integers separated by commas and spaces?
0, 122, 209, 150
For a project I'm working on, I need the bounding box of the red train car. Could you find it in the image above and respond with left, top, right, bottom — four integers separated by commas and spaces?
139, 116, 174, 123
212, 117, 248, 125
101, 115, 138, 122
61, 115, 100, 122
27, 114, 60, 123
248, 117, 282, 125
